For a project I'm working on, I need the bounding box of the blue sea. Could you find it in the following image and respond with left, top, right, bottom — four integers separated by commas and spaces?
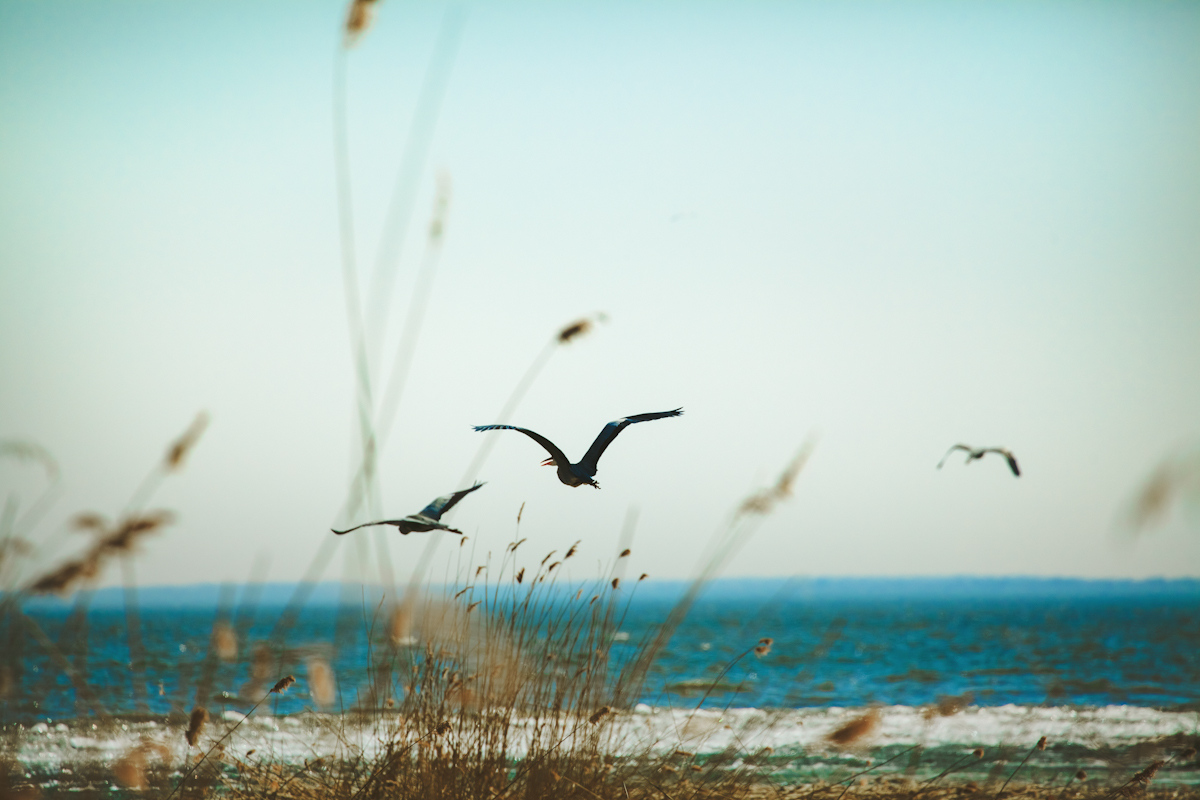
9, 577, 1199, 724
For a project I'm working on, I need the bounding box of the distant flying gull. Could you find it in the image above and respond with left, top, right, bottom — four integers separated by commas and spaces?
473, 408, 683, 489
937, 445, 1021, 477
331, 482, 484, 535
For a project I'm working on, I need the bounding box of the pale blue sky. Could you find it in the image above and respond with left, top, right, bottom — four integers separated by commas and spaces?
2, 0, 1199, 588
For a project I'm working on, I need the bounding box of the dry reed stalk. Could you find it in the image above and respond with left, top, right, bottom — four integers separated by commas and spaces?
911, 748, 984, 798
1108, 760, 1166, 799
0, 440, 60, 481
165, 676, 296, 800
1056, 769, 1088, 800
997, 737, 1048, 798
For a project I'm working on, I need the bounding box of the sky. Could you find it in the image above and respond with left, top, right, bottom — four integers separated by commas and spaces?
1, 0, 1199, 590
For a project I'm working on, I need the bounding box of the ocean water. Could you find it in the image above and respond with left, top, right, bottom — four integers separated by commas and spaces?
6, 579, 1200, 782
8, 578, 1199, 723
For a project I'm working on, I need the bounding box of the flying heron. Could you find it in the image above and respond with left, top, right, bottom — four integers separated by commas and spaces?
937, 445, 1021, 477
331, 482, 484, 535
473, 408, 683, 489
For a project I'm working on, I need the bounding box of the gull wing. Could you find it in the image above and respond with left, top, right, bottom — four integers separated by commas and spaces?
473, 424, 572, 468
419, 481, 485, 521
937, 444, 974, 469
578, 408, 684, 474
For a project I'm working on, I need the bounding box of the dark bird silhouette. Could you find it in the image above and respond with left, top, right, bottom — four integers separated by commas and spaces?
473, 408, 683, 489
937, 445, 1021, 477
332, 482, 484, 535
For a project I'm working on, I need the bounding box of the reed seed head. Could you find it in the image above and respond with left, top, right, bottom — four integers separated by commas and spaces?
565, 541, 579, 559
517, 502, 525, 524
1075, 771, 1088, 781
619, 548, 631, 558
588, 706, 611, 724
639, 573, 648, 581
611, 578, 619, 590
271, 675, 296, 694
737, 439, 815, 517
306, 658, 336, 710
516, 568, 525, 584
1036, 736, 1047, 751
185, 707, 208, 746
973, 748, 985, 759
71, 512, 108, 532
467, 601, 481, 612
344, 0, 379, 46
165, 412, 209, 471
826, 709, 880, 746
212, 622, 237, 662
557, 318, 596, 344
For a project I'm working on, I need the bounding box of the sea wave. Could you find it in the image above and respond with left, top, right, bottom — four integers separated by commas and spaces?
13, 704, 1199, 785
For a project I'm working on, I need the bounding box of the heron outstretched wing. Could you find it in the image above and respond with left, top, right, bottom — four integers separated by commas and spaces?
332, 519, 409, 535
419, 481, 485, 520
982, 448, 1021, 477
473, 424, 573, 468
579, 408, 684, 473
937, 444, 974, 469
